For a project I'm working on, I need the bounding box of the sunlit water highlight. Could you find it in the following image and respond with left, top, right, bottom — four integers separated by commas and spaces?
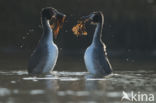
0, 70, 156, 103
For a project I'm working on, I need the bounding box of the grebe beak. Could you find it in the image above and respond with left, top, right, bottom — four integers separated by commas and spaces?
81, 13, 95, 22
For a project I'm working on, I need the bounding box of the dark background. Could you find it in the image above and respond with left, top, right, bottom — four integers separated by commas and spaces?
0, 0, 156, 54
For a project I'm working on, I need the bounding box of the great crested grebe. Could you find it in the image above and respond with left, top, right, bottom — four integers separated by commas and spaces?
28, 7, 66, 74
82, 12, 113, 76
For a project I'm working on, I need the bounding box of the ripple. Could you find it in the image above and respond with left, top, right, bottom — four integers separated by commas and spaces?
0, 70, 27, 75
57, 90, 90, 96
0, 88, 10, 96
23, 76, 59, 80
0, 88, 19, 96
30, 90, 45, 95
86, 78, 107, 81
107, 92, 121, 98
52, 71, 87, 76
23, 76, 80, 81
59, 77, 80, 81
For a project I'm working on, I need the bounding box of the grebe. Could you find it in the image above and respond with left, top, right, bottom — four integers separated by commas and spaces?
83, 12, 113, 76
28, 7, 66, 74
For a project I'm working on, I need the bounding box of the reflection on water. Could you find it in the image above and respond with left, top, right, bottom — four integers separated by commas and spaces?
0, 70, 156, 103
0, 53, 155, 103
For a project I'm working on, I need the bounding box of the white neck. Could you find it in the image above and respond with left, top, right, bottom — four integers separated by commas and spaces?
92, 22, 103, 45
41, 17, 53, 43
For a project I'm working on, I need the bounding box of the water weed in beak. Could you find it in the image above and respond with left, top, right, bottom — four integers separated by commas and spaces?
72, 20, 87, 36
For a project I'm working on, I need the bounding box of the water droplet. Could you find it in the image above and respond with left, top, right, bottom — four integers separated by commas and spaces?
20, 45, 23, 48
26, 33, 30, 35
147, 0, 154, 4
29, 29, 34, 32
126, 58, 129, 61
22, 36, 26, 40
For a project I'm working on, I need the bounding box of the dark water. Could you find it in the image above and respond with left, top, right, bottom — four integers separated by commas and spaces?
0, 53, 156, 103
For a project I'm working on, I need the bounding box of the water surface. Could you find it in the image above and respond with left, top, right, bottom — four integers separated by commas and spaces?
0, 54, 156, 103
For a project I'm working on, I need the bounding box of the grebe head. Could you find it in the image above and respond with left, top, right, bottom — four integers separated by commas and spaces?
82, 11, 104, 25
41, 7, 66, 38
41, 7, 55, 20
